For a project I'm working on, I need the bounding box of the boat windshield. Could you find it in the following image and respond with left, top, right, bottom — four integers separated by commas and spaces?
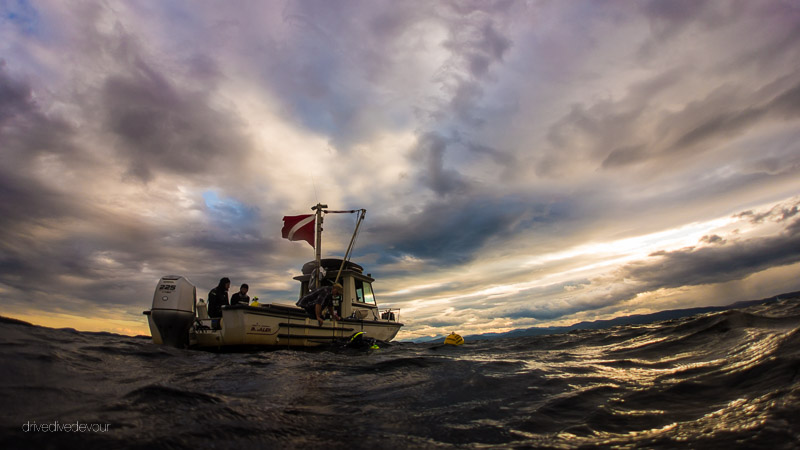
354, 279, 376, 305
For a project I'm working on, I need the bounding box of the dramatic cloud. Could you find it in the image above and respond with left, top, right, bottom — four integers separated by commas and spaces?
102, 68, 248, 183
624, 227, 800, 291
1, 0, 799, 339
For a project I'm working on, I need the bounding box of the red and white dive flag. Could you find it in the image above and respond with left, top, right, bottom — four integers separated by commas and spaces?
281, 214, 315, 247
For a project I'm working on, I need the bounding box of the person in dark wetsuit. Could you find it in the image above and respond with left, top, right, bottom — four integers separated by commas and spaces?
230, 283, 250, 306
207, 277, 231, 323
296, 283, 342, 326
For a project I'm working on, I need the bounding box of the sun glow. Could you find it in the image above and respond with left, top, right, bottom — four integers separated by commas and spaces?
525, 216, 738, 269
11, 311, 150, 337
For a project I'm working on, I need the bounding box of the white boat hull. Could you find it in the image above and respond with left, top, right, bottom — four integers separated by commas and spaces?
190, 304, 402, 349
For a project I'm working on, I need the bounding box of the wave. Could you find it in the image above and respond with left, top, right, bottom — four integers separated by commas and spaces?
1, 297, 799, 448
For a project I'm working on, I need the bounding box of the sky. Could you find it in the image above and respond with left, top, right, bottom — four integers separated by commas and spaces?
1, 0, 799, 341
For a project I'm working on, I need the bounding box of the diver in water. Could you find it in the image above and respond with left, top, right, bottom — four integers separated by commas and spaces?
344, 331, 380, 350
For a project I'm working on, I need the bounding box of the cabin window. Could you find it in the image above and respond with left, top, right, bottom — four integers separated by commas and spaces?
354, 279, 377, 305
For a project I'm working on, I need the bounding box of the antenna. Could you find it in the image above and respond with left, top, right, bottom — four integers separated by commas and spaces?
311, 173, 320, 205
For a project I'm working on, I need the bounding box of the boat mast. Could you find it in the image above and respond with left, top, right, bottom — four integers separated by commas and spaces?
309, 204, 365, 289
333, 209, 366, 286
312, 203, 327, 289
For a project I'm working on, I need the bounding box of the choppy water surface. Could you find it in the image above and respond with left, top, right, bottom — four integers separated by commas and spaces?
2, 298, 800, 449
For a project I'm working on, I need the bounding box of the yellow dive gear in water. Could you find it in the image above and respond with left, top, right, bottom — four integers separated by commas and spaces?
444, 332, 464, 346
350, 332, 365, 342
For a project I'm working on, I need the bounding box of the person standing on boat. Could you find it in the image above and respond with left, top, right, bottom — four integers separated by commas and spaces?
296, 283, 343, 327
207, 277, 231, 326
230, 283, 250, 306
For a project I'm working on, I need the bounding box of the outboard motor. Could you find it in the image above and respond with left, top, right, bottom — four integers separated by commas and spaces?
147, 276, 196, 348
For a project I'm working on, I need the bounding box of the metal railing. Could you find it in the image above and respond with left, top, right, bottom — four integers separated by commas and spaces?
380, 308, 400, 322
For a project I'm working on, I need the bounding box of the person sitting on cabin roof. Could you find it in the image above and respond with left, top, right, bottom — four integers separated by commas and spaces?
296, 283, 343, 327
230, 283, 250, 306
207, 277, 231, 320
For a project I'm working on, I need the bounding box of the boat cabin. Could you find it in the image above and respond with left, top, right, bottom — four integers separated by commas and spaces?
293, 258, 387, 321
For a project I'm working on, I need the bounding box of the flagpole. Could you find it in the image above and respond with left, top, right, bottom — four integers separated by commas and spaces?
312, 203, 327, 289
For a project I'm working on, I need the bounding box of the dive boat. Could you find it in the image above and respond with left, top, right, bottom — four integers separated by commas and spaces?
144, 204, 403, 349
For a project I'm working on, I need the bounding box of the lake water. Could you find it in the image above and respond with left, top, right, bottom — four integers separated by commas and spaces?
2, 297, 799, 449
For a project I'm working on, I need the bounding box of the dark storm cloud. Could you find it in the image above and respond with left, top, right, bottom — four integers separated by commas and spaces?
0, 60, 75, 163
186, 194, 278, 268
635, 0, 731, 62
638, 0, 725, 38
56, 12, 253, 183
722, 21, 800, 74
497, 281, 598, 321
699, 234, 726, 245
462, 21, 511, 79
670, 107, 766, 151
0, 171, 79, 236
669, 80, 800, 154
0, 60, 34, 122
463, 139, 515, 168
250, 1, 516, 198
591, 77, 800, 171
534, 2, 800, 177
439, 2, 512, 126
547, 100, 645, 172
0, 63, 99, 305
0, 203, 277, 312
414, 131, 470, 196
416, 318, 465, 329
0, 62, 82, 231
441, 0, 514, 65
0, 213, 163, 305
601, 144, 646, 169
265, 0, 516, 168
257, 0, 426, 151
505, 305, 580, 321
410, 130, 517, 193
621, 219, 800, 290
407, 2, 515, 196
367, 193, 558, 267
0, 52, 260, 309
542, 69, 690, 174
102, 62, 248, 183
736, 203, 800, 225
1, 70, 278, 319
769, 80, 800, 117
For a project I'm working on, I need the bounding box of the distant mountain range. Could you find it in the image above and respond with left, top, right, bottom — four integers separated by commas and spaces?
413, 291, 800, 344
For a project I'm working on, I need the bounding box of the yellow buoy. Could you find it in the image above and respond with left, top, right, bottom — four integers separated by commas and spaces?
444, 332, 464, 346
